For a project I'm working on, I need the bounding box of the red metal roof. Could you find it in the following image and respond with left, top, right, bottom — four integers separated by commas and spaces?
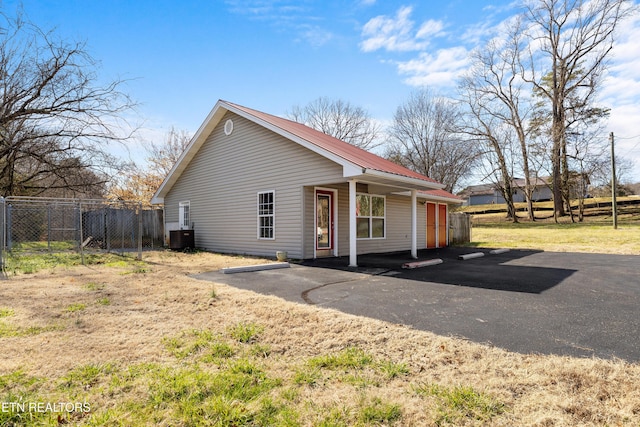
226, 101, 440, 185
421, 188, 463, 201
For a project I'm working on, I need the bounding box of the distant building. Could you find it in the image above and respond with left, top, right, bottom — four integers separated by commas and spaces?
459, 178, 553, 206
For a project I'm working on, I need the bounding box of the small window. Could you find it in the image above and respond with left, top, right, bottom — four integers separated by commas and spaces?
179, 201, 190, 229
257, 191, 275, 239
356, 194, 385, 239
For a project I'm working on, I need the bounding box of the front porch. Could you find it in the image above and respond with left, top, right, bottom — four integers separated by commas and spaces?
304, 179, 457, 266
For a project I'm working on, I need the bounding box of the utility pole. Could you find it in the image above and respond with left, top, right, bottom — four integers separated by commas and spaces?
610, 132, 618, 229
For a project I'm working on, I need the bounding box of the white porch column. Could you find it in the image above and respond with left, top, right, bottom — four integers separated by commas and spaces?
411, 189, 417, 259
349, 179, 358, 267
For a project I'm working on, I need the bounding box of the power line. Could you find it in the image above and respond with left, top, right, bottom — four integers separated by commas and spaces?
612, 134, 640, 140
624, 138, 640, 154
605, 134, 640, 156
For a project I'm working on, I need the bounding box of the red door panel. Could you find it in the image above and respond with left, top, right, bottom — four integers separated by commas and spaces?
438, 204, 447, 247
426, 203, 436, 249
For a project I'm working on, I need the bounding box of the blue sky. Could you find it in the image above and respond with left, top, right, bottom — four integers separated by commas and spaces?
5, 0, 640, 182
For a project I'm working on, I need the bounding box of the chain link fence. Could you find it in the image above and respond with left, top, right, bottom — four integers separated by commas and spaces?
0, 196, 164, 267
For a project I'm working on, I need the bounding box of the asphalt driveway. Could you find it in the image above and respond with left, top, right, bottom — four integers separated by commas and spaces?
194, 247, 640, 362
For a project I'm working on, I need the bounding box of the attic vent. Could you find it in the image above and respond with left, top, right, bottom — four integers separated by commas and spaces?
224, 119, 234, 135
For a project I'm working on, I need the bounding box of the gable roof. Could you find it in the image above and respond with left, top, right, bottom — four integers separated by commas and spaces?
227, 102, 440, 184
152, 100, 460, 204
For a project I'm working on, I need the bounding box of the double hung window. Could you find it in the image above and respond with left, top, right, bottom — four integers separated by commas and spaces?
257, 191, 275, 239
356, 194, 385, 239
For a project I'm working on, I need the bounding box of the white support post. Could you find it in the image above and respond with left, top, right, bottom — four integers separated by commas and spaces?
349, 179, 357, 267
411, 189, 417, 259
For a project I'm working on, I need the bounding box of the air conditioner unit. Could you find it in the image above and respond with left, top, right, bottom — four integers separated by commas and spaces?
169, 229, 195, 250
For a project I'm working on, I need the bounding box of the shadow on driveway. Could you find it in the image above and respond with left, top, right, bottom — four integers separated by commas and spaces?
299, 247, 577, 294
195, 247, 640, 362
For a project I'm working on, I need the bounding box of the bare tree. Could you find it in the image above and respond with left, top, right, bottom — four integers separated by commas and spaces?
529, 65, 612, 221
287, 97, 382, 150
109, 127, 191, 205
386, 89, 479, 193
458, 82, 519, 221
145, 126, 191, 179
521, 0, 635, 218
0, 9, 136, 197
460, 19, 541, 221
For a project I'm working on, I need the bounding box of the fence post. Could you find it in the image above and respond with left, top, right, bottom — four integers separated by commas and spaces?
6, 203, 12, 251
121, 202, 125, 252
137, 202, 143, 260
47, 204, 51, 252
0, 197, 4, 273
105, 206, 111, 253
78, 201, 85, 265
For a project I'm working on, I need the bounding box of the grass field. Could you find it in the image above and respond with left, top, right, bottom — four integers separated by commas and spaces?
460, 196, 640, 255
469, 221, 640, 254
1, 222, 639, 425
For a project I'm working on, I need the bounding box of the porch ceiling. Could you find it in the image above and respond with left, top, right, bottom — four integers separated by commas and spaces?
312, 177, 436, 194
356, 177, 432, 194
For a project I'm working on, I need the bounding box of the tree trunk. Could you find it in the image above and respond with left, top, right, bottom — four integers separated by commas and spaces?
551, 91, 566, 220
517, 129, 535, 221
561, 141, 575, 223
496, 152, 518, 223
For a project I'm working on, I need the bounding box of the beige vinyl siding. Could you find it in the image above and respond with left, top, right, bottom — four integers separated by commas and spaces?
165, 111, 344, 259
303, 184, 428, 258
338, 192, 427, 256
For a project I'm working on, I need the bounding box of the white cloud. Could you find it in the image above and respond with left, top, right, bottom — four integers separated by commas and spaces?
607, 104, 640, 181
360, 6, 445, 52
603, 13, 640, 98
599, 12, 640, 180
416, 19, 445, 39
358, 5, 474, 87
396, 46, 470, 87
224, 0, 334, 47
298, 25, 334, 47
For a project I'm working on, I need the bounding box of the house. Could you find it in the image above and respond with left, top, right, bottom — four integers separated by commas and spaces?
151, 100, 462, 267
459, 178, 553, 206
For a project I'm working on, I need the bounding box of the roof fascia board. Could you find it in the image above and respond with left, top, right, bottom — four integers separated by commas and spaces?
356, 179, 429, 194
393, 190, 464, 204
358, 168, 445, 190
421, 194, 464, 204
342, 163, 362, 177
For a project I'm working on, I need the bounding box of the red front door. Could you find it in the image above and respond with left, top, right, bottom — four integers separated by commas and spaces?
427, 202, 448, 248
316, 190, 334, 251
426, 202, 436, 249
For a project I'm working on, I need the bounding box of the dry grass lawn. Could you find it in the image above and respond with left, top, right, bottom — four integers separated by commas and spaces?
470, 221, 640, 254
1, 250, 639, 425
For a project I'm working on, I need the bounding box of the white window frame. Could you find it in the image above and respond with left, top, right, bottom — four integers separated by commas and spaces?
179, 201, 190, 230
356, 193, 386, 240
257, 190, 275, 240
